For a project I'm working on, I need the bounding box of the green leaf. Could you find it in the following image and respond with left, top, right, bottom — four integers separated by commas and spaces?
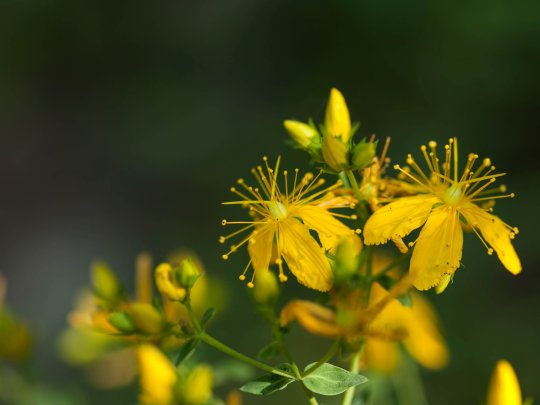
257, 341, 280, 361
174, 338, 199, 365
200, 307, 217, 328
212, 359, 255, 385
240, 364, 295, 396
302, 363, 368, 396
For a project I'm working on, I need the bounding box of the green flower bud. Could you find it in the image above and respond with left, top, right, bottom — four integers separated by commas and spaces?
108, 312, 135, 333
252, 269, 279, 306
283, 120, 320, 148
322, 135, 349, 172
177, 258, 201, 289
351, 141, 376, 170
91, 261, 121, 302
333, 238, 360, 283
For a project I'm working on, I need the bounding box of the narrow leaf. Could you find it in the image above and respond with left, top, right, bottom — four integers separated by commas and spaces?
175, 338, 199, 365
303, 362, 368, 396
200, 308, 217, 328
240, 364, 295, 396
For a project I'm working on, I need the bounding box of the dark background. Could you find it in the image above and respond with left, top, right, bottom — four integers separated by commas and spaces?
1, 1, 539, 404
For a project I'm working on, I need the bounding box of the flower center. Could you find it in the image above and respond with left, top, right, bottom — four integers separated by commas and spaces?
268, 201, 287, 220
443, 184, 463, 205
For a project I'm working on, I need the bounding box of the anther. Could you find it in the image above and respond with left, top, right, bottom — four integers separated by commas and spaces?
247, 282, 254, 288
487, 248, 494, 255
355, 229, 362, 234
230, 187, 236, 192
351, 214, 358, 220
510, 193, 515, 198
221, 220, 227, 226
279, 274, 288, 282
393, 164, 400, 170
239, 275, 246, 281
429, 141, 437, 148
237, 178, 244, 184
483, 158, 491, 166
222, 254, 229, 260
219, 236, 225, 243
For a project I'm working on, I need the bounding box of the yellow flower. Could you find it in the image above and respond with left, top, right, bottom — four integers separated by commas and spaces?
363, 284, 448, 373
325, 88, 351, 142
487, 360, 522, 405
364, 138, 521, 290
136, 344, 177, 405
221, 156, 360, 292
180, 365, 214, 405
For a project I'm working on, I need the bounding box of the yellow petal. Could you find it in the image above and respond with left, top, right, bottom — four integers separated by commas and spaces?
136, 344, 177, 405
324, 88, 351, 142
461, 203, 521, 275
363, 339, 401, 374
363, 195, 439, 245
487, 360, 522, 405
410, 206, 463, 290
293, 205, 356, 251
279, 218, 333, 291
280, 300, 341, 338
247, 223, 275, 271
403, 293, 449, 370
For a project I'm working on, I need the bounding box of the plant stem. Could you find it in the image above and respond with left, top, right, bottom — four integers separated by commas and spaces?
303, 340, 341, 377
344, 169, 369, 224
199, 332, 295, 380
341, 348, 362, 405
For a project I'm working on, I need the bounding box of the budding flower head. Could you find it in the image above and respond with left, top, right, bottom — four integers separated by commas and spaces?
322, 134, 349, 172
333, 237, 362, 283
252, 269, 280, 306
91, 261, 121, 303
179, 365, 214, 405
177, 258, 201, 289
487, 360, 522, 405
283, 120, 320, 149
155, 263, 187, 301
351, 140, 377, 170
136, 344, 178, 405
325, 88, 351, 142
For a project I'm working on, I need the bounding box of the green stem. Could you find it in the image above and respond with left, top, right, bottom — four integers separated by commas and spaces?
341, 348, 362, 405
344, 169, 369, 225
303, 340, 341, 377
199, 332, 295, 380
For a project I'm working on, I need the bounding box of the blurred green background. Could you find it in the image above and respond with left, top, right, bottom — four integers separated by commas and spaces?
0, 0, 539, 404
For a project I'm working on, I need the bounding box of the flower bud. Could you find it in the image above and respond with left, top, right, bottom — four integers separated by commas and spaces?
180, 365, 213, 405
155, 263, 187, 301
333, 238, 360, 282
177, 258, 201, 289
252, 269, 279, 306
351, 141, 376, 170
108, 312, 135, 333
322, 135, 348, 172
283, 120, 320, 148
487, 360, 522, 405
129, 303, 163, 335
91, 261, 121, 302
324, 88, 351, 142
137, 344, 178, 405
435, 274, 452, 295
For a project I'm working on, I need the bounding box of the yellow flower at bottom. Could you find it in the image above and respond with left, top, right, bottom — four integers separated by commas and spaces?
180, 365, 213, 405
364, 283, 448, 372
221, 156, 360, 292
487, 360, 522, 405
364, 138, 521, 290
136, 344, 177, 405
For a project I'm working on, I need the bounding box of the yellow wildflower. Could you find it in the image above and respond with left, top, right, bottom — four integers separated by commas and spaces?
487, 360, 522, 405
180, 365, 214, 405
325, 88, 351, 142
364, 138, 521, 290
136, 344, 177, 405
155, 263, 187, 301
221, 156, 360, 292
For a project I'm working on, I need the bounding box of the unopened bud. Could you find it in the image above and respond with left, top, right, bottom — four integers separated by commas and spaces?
252, 269, 279, 305
351, 141, 376, 170
129, 303, 163, 335
91, 261, 121, 302
333, 238, 361, 282
435, 274, 453, 294
322, 135, 349, 172
283, 120, 320, 148
155, 263, 187, 301
177, 258, 201, 289
108, 312, 135, 333
324, 88, 351, 142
